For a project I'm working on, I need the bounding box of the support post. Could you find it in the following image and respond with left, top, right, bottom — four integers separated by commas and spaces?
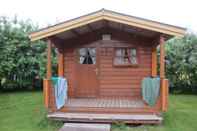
46, 39, 52, 79
159, 35, 165, 79
151, 47, 157, 77
44, 38, 52, 108
161, 79, 169, 111
58, 48, 64, 77
159, 35, 168, 111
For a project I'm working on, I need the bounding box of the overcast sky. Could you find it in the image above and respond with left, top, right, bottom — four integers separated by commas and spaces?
0, 0, 196, 32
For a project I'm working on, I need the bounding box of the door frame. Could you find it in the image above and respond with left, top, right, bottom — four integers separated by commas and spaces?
74, 44, 100, 98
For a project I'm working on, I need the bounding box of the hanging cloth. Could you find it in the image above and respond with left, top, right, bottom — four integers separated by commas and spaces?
51, 77, 68, 109
142, 77, 160, 106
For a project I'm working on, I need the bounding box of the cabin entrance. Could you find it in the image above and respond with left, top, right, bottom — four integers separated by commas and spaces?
75, 47, 99, 98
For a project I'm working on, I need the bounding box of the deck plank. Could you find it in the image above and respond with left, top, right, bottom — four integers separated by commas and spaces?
64, 98, 145, 108
48, 112, 162, 124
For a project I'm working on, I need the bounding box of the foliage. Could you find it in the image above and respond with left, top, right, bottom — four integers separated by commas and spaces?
0, 16, 57, 90
165, 34, 197, 93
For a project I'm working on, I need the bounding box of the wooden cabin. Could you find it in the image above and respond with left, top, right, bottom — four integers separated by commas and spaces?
29, 9, 186, 124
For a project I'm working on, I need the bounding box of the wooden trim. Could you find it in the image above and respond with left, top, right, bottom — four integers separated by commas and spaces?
46, 39, 52, 79
47, 112, 162, 124
159, 36, 165, 79
29, 9, 186, 41
161, 79, 169, 111
58, 48, 64, 77
103, 16, 185, 37
43, 79, 50, 108
151, 47, 157, 77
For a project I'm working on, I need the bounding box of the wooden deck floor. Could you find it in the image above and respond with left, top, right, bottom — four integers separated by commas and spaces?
65, 98, 145, 108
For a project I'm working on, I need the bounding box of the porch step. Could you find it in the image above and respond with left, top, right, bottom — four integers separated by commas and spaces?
59, 123, 110, 131
48, 112, 163, 124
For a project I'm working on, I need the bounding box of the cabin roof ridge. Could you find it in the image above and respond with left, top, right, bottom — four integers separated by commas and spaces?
29, 9, 186, 41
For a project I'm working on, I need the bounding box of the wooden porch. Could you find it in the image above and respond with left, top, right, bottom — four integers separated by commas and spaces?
48, 112, 163, 124
41, 31, 169, 124
27, 9, 185, 124
64, 98, 145, 108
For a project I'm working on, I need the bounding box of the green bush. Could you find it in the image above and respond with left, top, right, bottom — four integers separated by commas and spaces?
0, 16, 57, 91
165, 34, 197, 94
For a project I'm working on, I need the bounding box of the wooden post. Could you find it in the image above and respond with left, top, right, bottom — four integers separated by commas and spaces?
46, 39, 52, 79
58, 48, 64, 77
44, 38, 52, 109
151, 47, 157, 77
43, 79, 50, 108
161, 79, 169, 111
159, 35, 165, 79
159, 35, 168, 111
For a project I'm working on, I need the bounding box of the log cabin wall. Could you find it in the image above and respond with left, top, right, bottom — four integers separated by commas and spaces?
63, 29, 153, 99
98, 41, 152, 98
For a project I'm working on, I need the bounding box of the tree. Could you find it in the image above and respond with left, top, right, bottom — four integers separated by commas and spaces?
165, 34, 197, 93
0, 16, 57, 90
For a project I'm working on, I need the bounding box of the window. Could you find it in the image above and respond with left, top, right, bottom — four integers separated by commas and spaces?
102, 34, 111, 40
78, 48, 96, 64
114, 48, 138, 66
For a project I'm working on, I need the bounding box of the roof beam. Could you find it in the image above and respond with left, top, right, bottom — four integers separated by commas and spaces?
103, 20, 109, 28
71, 29, 81, 37
87, 24, 101, 36
87, 24, 94, 32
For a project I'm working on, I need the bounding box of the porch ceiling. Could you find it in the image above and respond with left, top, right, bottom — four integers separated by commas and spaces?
55, 20, 160, 40
29, 9, 186, 41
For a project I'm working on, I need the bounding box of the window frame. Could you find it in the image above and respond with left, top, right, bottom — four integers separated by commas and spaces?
113, 47, 139, 67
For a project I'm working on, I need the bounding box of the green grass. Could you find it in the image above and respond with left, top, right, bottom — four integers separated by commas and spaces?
113, 95, 197, 131
0, 92, 197, 131
0, 91, 63, 131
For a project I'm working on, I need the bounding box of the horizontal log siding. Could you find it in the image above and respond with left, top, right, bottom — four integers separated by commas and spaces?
99, 41, 152, 98
64, 48, 75, 98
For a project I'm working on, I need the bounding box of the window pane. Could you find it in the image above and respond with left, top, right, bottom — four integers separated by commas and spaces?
131, 57, 137, 64
88, 48, 96, 57
130, 49, 137, 64
114, 48, 137, 65
130, 49, 136, 56
79, 48, 86, 56
78, 48, 96, 64
92, 56, 96, 64
79, 56, 85, 64
114, 57, 124, 65
115, 49, 123, 57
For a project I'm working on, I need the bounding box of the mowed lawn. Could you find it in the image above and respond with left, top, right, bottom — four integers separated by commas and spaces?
0, 91, 197, 131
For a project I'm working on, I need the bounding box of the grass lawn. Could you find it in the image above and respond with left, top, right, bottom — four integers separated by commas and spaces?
0, 91, 197, 131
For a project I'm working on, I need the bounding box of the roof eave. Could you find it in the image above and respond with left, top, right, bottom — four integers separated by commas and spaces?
29, 9, 186, 42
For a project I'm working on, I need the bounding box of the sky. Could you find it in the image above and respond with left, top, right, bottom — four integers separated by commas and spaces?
0, 0, 197, 32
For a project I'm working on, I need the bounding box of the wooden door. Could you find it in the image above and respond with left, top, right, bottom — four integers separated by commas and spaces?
75, 48, 99, 98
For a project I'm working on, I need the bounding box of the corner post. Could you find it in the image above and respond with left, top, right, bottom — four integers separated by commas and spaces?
159, 35, 168, 111
43, 38, 52, 109
58, 48, 64, 77
151, 47, 157, 77
159, 35, 165, 79
46, 39, 52, 79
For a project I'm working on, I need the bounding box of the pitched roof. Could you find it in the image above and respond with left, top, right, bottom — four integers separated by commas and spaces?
29, 9, 186, 41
